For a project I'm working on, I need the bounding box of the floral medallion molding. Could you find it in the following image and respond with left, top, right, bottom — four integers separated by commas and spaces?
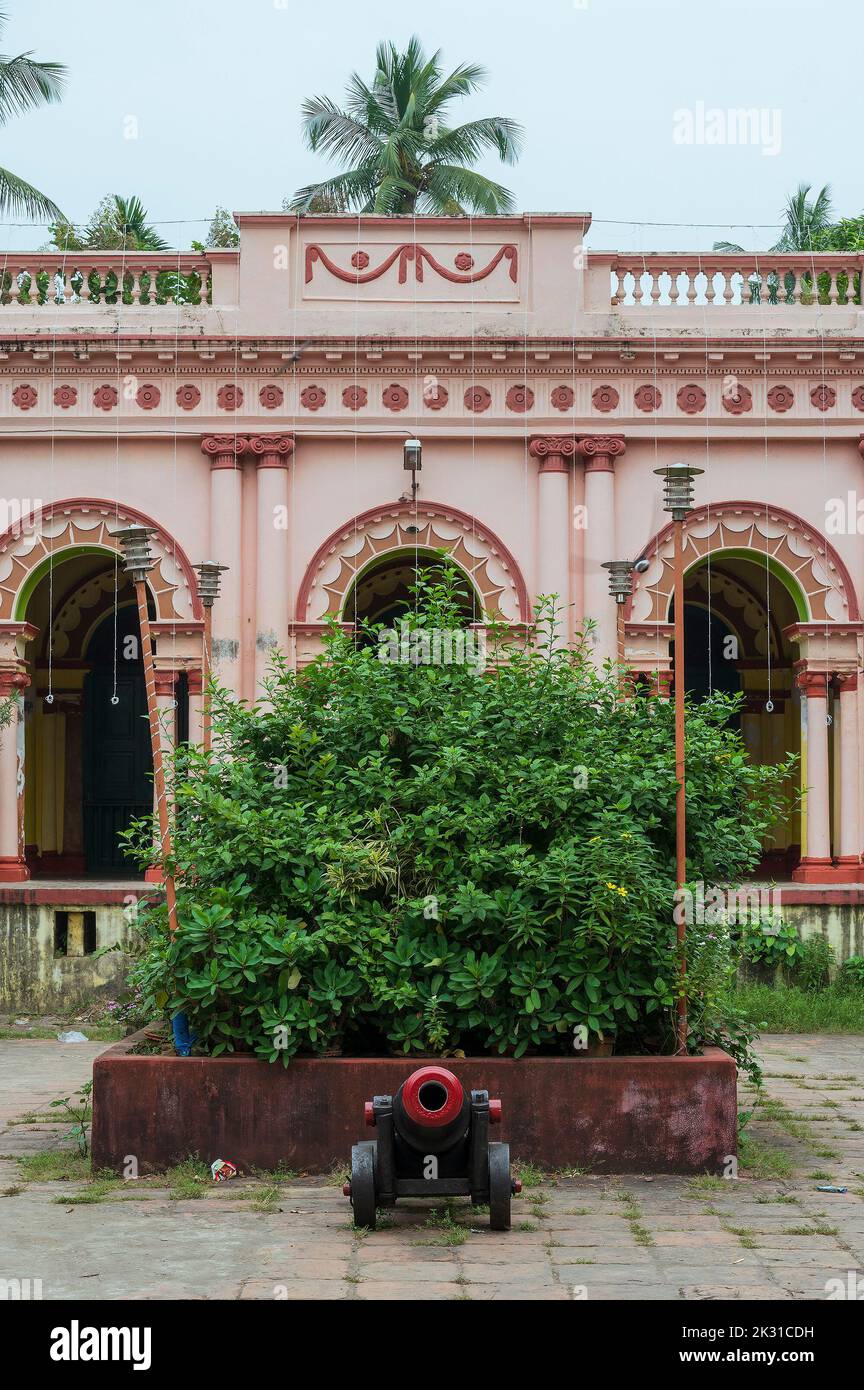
304, 242, 518, 287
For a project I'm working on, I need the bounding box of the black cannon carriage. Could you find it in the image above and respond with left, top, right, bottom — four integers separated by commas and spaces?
343, 1065, 521, 1230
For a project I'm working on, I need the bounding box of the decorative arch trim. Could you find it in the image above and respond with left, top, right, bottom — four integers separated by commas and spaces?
0, 498, 201, 623
628, 501, 858, 625
296, 500, 530, 624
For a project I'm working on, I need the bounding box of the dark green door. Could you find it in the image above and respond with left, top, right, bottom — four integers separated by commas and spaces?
83, 668, 152, 874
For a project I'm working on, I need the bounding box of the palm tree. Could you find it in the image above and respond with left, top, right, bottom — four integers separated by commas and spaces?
713, 183, 834, 254
0, 8, 66, 219
50, 194, 168, 251
713, 185, 841, 304
289, 36, 523, 215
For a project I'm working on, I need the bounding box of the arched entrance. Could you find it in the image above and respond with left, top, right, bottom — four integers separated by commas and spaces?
345, 550, 482, 631
23, 553, 154, 877
675, 552, 803, 874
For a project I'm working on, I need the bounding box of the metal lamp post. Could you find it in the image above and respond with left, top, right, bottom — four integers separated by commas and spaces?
193, 561, 228, 754
601, 559, 634, 687
116, 525, 179, 937
652, 462, 703, 1053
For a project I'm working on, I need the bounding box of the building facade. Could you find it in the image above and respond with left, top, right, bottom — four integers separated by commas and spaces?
1, 212, 863, 1006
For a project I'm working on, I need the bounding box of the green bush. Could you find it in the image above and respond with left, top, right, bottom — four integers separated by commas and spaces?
125, 569, 792, 1068
795, 934, 835, 992
738, 917, 804, 980
836, 955, 864, 994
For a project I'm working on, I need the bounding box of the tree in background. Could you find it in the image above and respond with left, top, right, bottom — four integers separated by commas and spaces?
192, 206, 239, 252
714, 185, 862, 304
0, 7, 65, 219
289, 35, 523, 214
48, 194, 168, 252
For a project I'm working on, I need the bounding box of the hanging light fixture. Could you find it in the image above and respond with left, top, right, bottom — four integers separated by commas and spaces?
193, 561, 228, 755
403, 437, 422, 501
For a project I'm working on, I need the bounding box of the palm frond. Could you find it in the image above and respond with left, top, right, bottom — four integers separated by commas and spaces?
422, 163, 516, 216
300, 95, 385, 166
0, 164, 63, 219
0, 52, 65, 123
288, 168, 380, 213
429, 117, 524, 167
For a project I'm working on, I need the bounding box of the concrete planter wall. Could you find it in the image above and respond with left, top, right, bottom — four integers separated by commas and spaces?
92, 1030, 737, 1175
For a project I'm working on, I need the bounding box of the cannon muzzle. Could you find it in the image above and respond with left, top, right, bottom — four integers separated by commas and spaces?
394, 1065, 470, 1152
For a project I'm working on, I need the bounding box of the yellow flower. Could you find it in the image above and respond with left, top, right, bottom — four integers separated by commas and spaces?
605, 881, 617, 891
618, 886, 628, 897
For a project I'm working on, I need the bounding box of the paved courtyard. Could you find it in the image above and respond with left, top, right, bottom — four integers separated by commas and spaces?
1, 1034, 862, 1300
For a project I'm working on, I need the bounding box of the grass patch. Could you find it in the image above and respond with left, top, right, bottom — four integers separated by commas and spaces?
0, 1185, 22, 1196
738, 1134, 793, 1180
164, 1157, 211, 1200
781, 1224, 839, 1237
0, 1024, 125, 1041
514, 1162, 545, 1190
735, 984, 864, 1032
517, 1221, 537, 1232
16, 1150, 90, 1183
413, 1208, 470, 1247
686, 1175, 727, 1193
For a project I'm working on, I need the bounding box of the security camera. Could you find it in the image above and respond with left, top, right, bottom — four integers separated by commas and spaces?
633, 556, 650, 574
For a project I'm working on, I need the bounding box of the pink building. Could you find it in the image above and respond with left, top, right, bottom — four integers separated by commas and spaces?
0, 212, 862, 1005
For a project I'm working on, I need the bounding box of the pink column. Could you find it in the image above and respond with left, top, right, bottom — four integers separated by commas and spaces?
0, 671, 28, 881
187, 669, 204, 747
202, 435, 248, 698
793, 671, 833, 881
144, 670, 177, 885
577, 435, 626, 669
529, 436, 576, 642
250, 433, 294, 696
837, 673, 861, 875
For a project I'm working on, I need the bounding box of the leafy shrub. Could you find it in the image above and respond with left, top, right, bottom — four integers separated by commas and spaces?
836, 955, 864, 994
125, 569, 793, 1066
795, 934, 835, 992
738, 917, 804, 980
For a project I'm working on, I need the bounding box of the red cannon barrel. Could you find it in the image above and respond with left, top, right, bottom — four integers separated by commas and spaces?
393, 1065, 471, 1153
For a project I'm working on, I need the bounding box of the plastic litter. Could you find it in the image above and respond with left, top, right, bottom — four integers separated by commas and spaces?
211, 1159, 238, 1183
816, 1184, 847, 1193
57, 1030, 89, 1043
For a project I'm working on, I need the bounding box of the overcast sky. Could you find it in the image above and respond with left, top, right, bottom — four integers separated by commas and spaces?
2, 0, 859, 252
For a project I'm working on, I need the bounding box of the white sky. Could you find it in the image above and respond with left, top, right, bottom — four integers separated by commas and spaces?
2, 0, 860, 252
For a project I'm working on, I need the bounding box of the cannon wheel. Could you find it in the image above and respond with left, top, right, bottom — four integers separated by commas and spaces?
350, 1141, 377, 1230
488, 1141, 511, 1231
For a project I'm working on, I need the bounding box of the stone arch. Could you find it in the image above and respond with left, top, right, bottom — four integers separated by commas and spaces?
628, 501, 859, 625
0, 498, 201, 623
297, 500, 530, 623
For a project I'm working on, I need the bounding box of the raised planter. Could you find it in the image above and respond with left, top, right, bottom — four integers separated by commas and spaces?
91, 1029, 737, 1175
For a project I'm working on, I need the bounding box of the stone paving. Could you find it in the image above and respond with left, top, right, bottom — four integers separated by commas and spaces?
0, 1034, 862, 1300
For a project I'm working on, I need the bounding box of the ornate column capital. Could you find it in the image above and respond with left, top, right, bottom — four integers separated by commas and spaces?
858, 435, 864, 461
836, 672, 859, 693
796, 670, 829, 698
249, 433, 295, 468
153, 671, 178, 699
577, 435, 626, 473
529, 436, 578, 474
0, 669, 29, 698
201, 435, 249, 469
